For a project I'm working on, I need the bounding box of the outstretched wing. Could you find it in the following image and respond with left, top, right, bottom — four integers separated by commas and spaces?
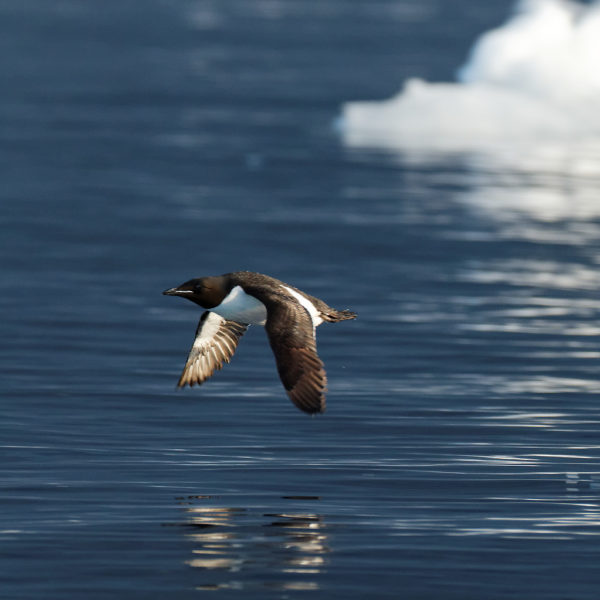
177, 311, 247, 387
265, 301, 327, 414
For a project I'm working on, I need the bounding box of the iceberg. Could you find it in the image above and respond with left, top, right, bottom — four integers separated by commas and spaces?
340, 0, 600, 152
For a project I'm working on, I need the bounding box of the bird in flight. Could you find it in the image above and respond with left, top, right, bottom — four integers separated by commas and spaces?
163, 271, 356, 414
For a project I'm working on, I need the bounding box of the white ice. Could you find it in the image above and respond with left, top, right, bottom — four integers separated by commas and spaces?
340, 0, 600, 152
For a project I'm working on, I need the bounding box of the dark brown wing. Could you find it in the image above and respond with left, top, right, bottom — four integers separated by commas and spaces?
265, 301, 327, 414
177, 311, 247, 387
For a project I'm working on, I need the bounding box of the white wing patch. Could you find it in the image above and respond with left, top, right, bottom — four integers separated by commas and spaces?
281, 285, 323, 328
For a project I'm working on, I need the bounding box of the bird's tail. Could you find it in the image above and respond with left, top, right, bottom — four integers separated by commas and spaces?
322, 309, 357, 322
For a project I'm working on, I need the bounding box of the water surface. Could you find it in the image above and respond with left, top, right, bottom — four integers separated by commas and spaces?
2, 1, 600, 598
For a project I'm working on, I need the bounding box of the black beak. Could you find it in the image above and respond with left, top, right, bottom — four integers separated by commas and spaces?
163, 287, 193, 296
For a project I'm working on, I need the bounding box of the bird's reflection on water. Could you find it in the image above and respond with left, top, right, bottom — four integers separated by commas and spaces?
174, 496, 329, 591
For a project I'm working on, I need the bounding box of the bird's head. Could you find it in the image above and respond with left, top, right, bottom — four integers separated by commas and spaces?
163, 276, 228, 309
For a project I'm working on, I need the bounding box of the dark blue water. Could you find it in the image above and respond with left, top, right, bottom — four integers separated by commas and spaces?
3, 1, 600, 598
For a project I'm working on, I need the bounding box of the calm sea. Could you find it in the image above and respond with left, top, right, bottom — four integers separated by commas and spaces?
3, 1, 600, 598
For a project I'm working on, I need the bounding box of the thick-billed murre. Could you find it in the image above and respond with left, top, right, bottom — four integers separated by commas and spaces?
163, 271, 356, 414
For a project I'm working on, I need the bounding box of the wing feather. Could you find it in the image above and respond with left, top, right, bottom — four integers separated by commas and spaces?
177, 311, 247, 387
264, 301, 327, 414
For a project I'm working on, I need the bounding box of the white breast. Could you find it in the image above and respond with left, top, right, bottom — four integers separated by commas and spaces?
281, 285, 323, 328
211, 285, 267, 325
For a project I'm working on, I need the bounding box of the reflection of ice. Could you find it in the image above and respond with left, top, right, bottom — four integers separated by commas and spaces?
453, 176, 600, 243
390, 492, 600, 540
566, 473, 600, 492
176, 498, 329, 591
459, 259, 600, 292
340, 0, 600, 161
